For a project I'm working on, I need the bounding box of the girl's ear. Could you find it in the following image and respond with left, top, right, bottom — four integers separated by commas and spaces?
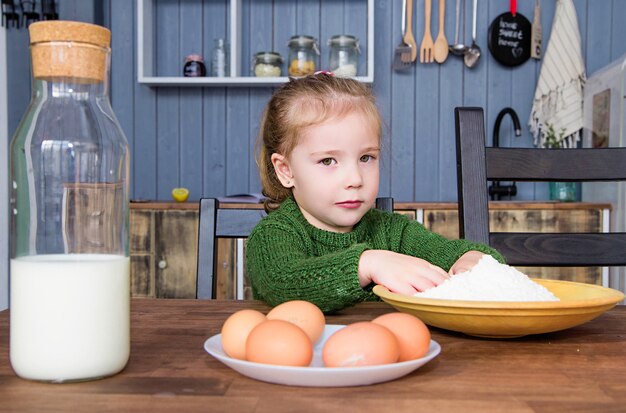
271, 153, 294, 188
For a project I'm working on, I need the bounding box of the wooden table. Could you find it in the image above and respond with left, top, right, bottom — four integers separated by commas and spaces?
1, 300, 625, 412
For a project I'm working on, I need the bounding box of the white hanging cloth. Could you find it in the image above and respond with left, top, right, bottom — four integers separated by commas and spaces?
529, 0, 586, 148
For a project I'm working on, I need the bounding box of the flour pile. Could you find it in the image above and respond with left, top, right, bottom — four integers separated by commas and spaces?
414, 255, 559, 302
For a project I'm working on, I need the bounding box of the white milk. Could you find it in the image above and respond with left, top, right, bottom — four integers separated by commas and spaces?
10, 254, 130, 382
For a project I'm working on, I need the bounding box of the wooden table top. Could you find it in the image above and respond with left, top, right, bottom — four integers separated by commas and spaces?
1, 299, 625, 413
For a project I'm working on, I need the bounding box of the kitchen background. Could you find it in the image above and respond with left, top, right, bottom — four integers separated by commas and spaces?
4, 0, 626, 204
2, 0, 626, 310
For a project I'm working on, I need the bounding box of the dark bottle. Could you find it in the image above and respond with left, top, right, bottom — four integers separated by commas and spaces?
183, 54, 206, 77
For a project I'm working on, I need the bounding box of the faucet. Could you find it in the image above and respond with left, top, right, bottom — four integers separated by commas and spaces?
489, 107, 522, 201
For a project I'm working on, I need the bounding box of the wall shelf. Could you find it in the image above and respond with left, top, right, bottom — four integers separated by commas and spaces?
137, 0, 375, 87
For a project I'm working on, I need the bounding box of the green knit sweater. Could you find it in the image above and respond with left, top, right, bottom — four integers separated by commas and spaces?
245, 197, 504, 313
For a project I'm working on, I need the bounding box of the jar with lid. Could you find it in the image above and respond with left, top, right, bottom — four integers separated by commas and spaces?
183, 54, 206, 77
287, 35, 320, 77
253, 52, 283, 77
328, 35, 360, 77
9, 21, 130, 382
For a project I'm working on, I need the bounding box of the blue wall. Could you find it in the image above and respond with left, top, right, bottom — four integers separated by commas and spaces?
7, 0, 626, 202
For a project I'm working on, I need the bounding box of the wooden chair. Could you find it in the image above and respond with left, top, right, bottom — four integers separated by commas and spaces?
455, 106, 626, 268
197, 197, 394, 299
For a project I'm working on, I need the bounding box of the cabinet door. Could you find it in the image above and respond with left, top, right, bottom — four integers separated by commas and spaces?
215, 238, 236, 300
154, 210, 199, 298
130, 209, 154, 297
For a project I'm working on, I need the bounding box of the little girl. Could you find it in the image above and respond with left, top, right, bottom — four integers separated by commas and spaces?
246, 74, 503, 313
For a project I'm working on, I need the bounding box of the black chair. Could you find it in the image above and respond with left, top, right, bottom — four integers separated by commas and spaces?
197, 197, 394, 299
19, 0, 38, 26
455, 106, 626, 268
2, 0, 20, 28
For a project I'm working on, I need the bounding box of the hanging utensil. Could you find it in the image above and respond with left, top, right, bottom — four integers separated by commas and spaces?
393, 0, 413, 70
419, 0, 434, 63
531, 0, 542, 59
403, 0, 418, 62
464, 0, 481, 68
487, 0, 531, 67
449, 0, 467, 56
433, 0, 449, 63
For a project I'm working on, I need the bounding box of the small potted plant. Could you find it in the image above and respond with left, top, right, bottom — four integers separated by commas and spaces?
543, 124, 576, 202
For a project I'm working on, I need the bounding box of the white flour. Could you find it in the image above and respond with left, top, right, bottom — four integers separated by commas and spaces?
414, 255, 559, 302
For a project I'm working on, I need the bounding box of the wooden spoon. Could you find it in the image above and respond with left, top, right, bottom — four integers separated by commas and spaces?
403, 0, 418, 62
433, 0, 449, 63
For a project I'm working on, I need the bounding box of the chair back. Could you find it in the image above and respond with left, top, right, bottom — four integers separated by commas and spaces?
455, 106, 626, 267
197, 197, 394, 299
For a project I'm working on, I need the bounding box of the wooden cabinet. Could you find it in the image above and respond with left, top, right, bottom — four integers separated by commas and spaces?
130, 202, 611, 299
413, 202, 609, 285
130, 203, 199, 298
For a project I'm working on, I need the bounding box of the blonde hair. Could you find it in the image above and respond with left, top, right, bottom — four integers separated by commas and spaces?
256, 74, 382, 212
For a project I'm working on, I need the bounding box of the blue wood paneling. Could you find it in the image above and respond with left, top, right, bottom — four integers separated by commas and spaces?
179, 1, 204, 200
6, 0, 626, 204
375, 0, 392, 196
109, 0, 135, 194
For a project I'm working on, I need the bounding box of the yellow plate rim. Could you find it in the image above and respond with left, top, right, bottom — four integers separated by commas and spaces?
372, 279, 625, 310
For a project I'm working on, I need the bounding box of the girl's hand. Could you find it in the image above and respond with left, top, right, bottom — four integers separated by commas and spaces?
358, 250, 449, 296
449, 251, 486, 275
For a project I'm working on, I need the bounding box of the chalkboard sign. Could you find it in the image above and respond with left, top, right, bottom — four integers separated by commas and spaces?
488, 12, 531, 67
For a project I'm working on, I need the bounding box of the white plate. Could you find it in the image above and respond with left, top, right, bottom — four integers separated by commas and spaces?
204, 324, 441, 387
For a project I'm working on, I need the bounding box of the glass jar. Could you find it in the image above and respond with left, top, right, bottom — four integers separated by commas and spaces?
287, 35, 319, 77
253, 52, 283, 77
9, 21, 130, 382
211, 38, 229, 77
328, 35, 360, 77
549, 182, 577, 202
183, 54, 206, 77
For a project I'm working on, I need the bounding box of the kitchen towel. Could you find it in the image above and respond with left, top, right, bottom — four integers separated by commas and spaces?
529, 0, 585, 148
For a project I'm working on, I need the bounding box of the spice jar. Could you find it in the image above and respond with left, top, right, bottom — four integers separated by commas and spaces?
328, 35, 360, 77
9, 21, 130, 382
253, 52, 283, 77
183, 54, 207, 77
287, 35, 320, 77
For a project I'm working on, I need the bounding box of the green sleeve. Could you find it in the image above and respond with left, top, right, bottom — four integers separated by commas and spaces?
388, 213, 505, 271
245, 222, 375, 313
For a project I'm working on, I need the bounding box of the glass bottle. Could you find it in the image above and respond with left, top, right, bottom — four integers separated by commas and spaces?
211, 38, 229, 77
287, 35, 320, 77
9, 21, 130, 382
328, 35, 360, 77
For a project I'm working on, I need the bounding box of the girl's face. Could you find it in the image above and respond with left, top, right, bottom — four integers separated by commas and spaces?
272, 111, 380, 233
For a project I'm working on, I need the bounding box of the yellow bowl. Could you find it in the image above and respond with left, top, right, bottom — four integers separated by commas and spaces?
373, 279, 624, 338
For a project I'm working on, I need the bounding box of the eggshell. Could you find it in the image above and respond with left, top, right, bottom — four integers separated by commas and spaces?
322, 321, 400, 367
220, 309, 266, 360
372, 312, 431, 361
266, 300, 326, 343
246, 320, 313, 367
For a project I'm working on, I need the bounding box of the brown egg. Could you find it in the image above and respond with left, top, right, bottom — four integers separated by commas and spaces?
266, 300, 326, 344
372, 312, 431, 361
220, 309, 266, 360
322, 322, 400, 367
246, 320, 313, 367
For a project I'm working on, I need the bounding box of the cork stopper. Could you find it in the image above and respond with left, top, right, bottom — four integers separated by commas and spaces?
29, 21, 111, 83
